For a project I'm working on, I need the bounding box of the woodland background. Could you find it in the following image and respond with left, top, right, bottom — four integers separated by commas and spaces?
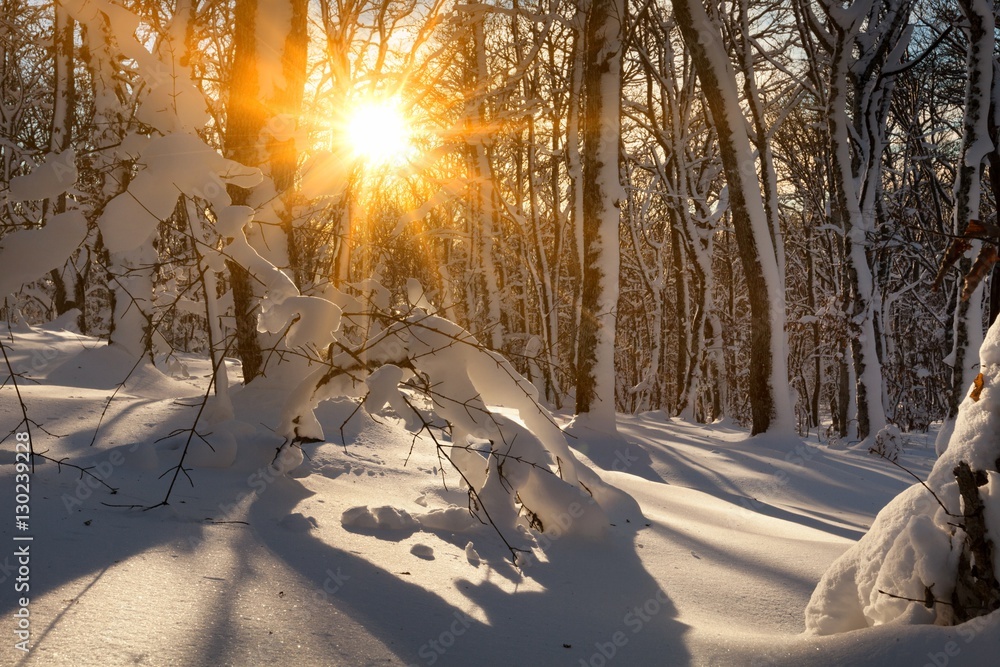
1, 0, 998, 442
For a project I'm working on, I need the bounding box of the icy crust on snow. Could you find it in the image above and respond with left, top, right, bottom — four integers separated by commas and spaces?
806, 319, 1000, 634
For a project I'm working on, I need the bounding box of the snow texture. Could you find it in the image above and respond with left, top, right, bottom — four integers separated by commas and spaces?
8, 149, 78, 201
807, 318, 1000, 633
5, 324, 1000, 665
98, 134, 262, 254
0, 211, 87, 298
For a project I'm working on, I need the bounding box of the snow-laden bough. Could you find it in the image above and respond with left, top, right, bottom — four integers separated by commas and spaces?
263, 284, 620, 543
806, 319, 1000, 634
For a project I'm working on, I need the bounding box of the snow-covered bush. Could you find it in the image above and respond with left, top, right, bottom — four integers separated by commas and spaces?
806, 321, 1000, 633
266, 283, 624, 545
868, 424, 904, 463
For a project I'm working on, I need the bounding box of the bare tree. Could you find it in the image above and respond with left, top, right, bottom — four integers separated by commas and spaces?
671, 0, 793, 434
574, 0, 626, 432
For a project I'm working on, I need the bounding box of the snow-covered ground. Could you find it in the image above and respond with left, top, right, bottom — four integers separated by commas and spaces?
2, 323, 998, 666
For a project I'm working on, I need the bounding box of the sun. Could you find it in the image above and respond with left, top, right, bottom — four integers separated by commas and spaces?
344, 99, 412, 166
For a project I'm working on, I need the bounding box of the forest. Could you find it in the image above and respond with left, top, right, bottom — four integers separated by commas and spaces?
2, 0, 996, 442
2, 0, 1000, 665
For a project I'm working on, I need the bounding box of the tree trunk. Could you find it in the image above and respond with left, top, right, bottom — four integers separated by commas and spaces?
48, 2, 85, 330
671, 0, 792, 435
574, 0, 625, 431
942, 0, 995, 438
223, 0, 308, 382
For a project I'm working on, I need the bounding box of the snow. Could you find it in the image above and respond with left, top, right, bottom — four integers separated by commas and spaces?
0, 211, 87, 299
63, 0, 210, 133
342, 505, 419, 531
98, 133, 262, 254
7, 324, 1000, 665
806, 317, 1000, 635
8, 150, 78, 202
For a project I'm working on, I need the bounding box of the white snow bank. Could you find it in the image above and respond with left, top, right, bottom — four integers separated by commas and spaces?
807, 319, 1000, 633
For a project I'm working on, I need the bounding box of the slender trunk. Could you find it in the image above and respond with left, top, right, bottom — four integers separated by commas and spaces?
49, 2, 84, 329
471, 3, 504, 350
566, 32, 586, 381
672, 0, 792, 434
944, 0, 995, 426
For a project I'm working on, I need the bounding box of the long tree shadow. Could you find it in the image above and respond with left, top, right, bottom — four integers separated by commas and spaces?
0, 432, 690, 666
617, 415, 919, 538
246, 474, 692, 666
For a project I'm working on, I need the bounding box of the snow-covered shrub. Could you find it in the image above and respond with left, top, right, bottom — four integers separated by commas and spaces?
266, 282, 622, 543
868, 424, 904, 463
806, 321, 1000, 634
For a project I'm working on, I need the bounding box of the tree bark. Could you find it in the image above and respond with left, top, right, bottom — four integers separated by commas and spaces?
671, 0, 792, 434
574, 0, 626, 430
223, 0, 308, 382
944, 0, 995, 427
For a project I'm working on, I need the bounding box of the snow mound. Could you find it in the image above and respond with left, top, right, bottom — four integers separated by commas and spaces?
465, 542, 481, 565
410, 544, 435, 560
45, 344, 196, 398
415, 506, 480, 532
342, 505, 419, 531
807, 320, 1000, 633
271, 443, 304, 474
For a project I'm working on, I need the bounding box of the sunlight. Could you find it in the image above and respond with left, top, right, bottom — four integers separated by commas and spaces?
344, 98, 412, 166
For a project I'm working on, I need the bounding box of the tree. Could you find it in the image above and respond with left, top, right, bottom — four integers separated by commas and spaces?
938, 0, 996, 453
574, 0, 626, 432
671, 0, 793, 434
224, 0, 309, 382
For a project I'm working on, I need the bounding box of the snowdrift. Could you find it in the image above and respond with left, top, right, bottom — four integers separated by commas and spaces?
806, 320, 1000, 635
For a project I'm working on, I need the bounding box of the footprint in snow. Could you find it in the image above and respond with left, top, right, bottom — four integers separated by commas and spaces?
279, 513, 319, 532
410, 544, 435, 560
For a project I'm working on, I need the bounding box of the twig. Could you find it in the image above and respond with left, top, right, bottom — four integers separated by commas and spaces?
870, 448, 958, 517
0, 337, 36, 471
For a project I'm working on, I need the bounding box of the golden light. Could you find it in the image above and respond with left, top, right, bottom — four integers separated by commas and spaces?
343, 98, 412, 166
